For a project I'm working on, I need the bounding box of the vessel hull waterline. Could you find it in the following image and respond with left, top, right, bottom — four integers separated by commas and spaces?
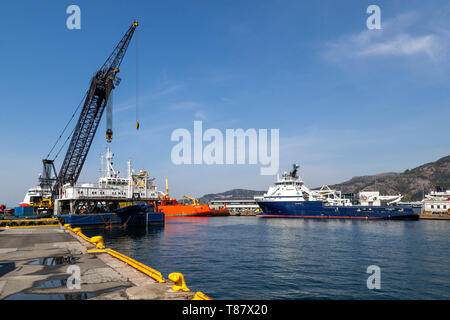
256, 200, 419, 220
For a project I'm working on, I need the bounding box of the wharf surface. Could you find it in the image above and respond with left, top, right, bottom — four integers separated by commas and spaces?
229, 210, 257, 216
0, 224, 198, 300
419, 214, 450, 220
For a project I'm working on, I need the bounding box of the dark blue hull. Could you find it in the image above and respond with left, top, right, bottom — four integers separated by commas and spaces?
256, 200, 418, 220
114, 204, 155, 226
58, 211, 165, 226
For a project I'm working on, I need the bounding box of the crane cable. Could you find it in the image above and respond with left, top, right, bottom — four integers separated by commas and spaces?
47, 22, 139, 160
136, 27, 139, 131
45, 91, 88, 159
53, 125, 77, 161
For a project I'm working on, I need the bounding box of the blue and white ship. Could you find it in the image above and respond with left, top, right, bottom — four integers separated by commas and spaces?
255, 164, 418, 220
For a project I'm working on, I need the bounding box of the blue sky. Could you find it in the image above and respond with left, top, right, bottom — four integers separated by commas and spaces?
1, 0, 450, 205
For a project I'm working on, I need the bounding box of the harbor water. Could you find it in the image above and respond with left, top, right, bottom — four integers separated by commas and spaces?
83, 217, 450, 299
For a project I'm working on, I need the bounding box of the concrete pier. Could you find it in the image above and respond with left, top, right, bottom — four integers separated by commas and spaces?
0, 225, 197, 300
229, 210, 257, 216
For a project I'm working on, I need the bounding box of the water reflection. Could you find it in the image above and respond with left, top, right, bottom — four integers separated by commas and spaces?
83, 225, 165, 241
80, 217, 450, 299
0, 262, 15, 277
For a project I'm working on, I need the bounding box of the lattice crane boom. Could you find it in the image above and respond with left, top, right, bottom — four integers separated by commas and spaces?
52, 21, 138, 195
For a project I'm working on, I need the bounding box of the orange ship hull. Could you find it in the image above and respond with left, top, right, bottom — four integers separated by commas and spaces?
158, 204, 212, 217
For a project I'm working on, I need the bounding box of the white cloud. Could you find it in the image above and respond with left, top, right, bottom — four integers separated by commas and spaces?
357, 34, 438, 59
194, 110, 207, 120
324, 11, 444, 62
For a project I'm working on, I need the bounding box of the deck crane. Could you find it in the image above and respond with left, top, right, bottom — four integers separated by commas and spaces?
43, 21, 139, 200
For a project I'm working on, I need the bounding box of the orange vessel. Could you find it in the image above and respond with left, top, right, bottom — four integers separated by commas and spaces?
157, 197, 212, 217
154, 179, 212, 218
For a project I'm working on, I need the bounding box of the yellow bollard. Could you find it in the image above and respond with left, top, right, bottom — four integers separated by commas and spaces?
168, 272, 190, 292
192, 291, 213, 300
72, 227, 81, 234
90, 236, 105, 249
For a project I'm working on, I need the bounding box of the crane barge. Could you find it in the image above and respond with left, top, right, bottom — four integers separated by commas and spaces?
20, 21, 162, 218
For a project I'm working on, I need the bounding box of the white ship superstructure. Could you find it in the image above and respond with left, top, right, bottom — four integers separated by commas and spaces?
21, 186, 52, 206
422, 189, 450, 214
358, 191, 402, 206
254, 164, 351, 206
21, 159, 56, 206
54, 147, 160, 214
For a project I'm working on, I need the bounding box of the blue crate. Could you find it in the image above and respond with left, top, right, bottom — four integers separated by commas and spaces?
14, 206, 34, 217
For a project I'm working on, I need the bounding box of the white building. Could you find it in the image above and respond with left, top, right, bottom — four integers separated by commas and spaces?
422, 189, 450, 214
209, 199, 260, 212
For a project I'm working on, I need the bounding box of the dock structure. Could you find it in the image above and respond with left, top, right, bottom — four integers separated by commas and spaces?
209, 199, 260, 214
419, 213, 450, 220
0, 223, 208, 300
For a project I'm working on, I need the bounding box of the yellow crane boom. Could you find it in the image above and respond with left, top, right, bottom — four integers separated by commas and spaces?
182, 195, 199, 205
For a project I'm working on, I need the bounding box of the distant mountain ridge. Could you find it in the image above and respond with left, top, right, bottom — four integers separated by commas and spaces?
329, 155, 450, 201
198, 155, 450, 203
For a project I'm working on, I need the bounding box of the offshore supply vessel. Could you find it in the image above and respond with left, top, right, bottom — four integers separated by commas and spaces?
255, 164, 418, 220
